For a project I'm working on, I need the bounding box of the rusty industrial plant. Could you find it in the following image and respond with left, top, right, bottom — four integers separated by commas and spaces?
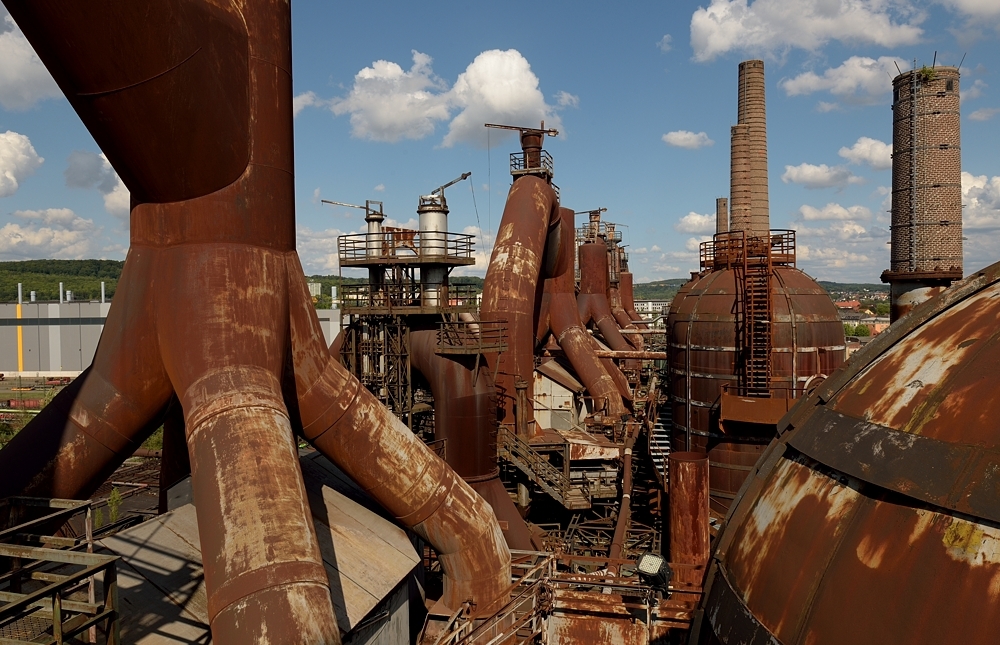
0, 5, 989, 644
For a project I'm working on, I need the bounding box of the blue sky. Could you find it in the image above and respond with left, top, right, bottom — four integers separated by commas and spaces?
2, 0, 1000, 283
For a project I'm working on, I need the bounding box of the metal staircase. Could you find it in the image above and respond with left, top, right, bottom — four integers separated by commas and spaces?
735, 239, 773, 396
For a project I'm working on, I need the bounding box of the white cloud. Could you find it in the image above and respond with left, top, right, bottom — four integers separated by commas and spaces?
329, 49, 561, 148
293, 91, 329, 117
658, 34, 673, 52
676, 211, 716, 233
798, 203, 873, 221
0, 14, 60, 110
332, 51, 450, 143
64, 151, 130, 220
555, 91, 579, 108
662, 130, 714, 149
690, 0, 923, 63
782, 163, 864, 188
780, 56, 906, 104
685, 236, 712, 252
969, 107, 1000, 121
443, 49, 561, 148
963, 79, 987, 103
311, 187, 321, 203
962, 171, 1000, 230
373, 183, 385, 192
939, 0, 1000, 18
0, 130, 43, 197
297, 225, 348, 274
816, 101, 842, 112
0, 208, 99, 260
838, 136, 892, 170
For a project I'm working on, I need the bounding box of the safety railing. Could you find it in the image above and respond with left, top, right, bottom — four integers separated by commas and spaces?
436, 320, 507, 355
509, 150, 554, 177
338, 283, 479, 313
337, 230, 476, 264
0, 497, 119, 644
700, 229, 796, 271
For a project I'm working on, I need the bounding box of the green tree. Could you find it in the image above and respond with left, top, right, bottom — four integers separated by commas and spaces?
854, 324, 871, 337
844, 323, 856, 336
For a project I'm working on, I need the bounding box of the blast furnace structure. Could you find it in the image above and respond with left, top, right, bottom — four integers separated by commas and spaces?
667, 60, 847, 513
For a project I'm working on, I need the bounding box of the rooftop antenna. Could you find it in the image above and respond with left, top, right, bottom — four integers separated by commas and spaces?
932, 51, 937, 68
958, 53, 967, 72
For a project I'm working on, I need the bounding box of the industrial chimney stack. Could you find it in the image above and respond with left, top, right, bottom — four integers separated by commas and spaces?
882, 64, 963, 321
730, 60, 769, 236
716, 197, 729, 234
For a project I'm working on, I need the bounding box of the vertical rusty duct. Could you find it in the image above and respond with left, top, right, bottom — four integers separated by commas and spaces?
515, 379, 530, 438
729, 124, 752, 235
716, 197, 729, 235
289, 270, 511, 613
408, 329, 533, 551
329, 328, 346, 358
609, 281, 643, 351
578, 242, 634, 351
668, 451, 710, 586
520, 130, 544, 169
738, 59, 768, 236
619, 272, 647, 330
537, 208, 626, 418
607, 426, 638, 575
481, 175, 559, 424
157, 400, 189, 514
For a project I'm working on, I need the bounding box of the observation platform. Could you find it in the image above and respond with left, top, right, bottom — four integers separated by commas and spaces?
338, 230, 476, 268
338, 283, 479, 316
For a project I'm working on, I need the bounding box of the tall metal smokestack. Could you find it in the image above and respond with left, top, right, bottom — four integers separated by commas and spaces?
730, 60, 769, 236
716, 197, 729, 234
882, 64, 963, 321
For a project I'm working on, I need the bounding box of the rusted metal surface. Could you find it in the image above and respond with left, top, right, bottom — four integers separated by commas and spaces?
0, 1, 511, 641
668, 266, 846, 508
536, 207, 625, 418
480, 175, 559, 424
409, 328, 533, 550
668, 452, 709, 586
578, 242, 634, 352
699, 259, 1000, 645
619, 271, 648, 330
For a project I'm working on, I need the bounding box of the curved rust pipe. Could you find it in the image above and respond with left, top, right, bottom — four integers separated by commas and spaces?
609, 283, 643, 350
578, 242, 635, 351
480, 176, 558, 424
537, 208, 625, 418
1, 0, 511, 639
288, 274, 511, 613
408, 329, 533, 551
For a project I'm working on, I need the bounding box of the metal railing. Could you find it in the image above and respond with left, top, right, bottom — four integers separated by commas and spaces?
700, 229, 796, 271
0, 498, 119, 644
436, 320, 507, 355
338, 283, 479, 312
509, 150, 554, 177
337, 231, 476, 263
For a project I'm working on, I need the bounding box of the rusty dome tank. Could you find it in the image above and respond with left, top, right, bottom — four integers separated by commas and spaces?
696, 260, 1000, 645
667, 231, 846, 510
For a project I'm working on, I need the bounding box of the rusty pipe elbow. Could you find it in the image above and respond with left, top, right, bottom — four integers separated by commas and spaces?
296, 351, 511, 612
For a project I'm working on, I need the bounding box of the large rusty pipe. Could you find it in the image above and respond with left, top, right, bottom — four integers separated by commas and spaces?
408, 329, 533, 551
607, 430, 635, 575
538, 208, 626, 418
288, 269, 511, 613
668, 451, 710, 586
578, 242, 634, 351
619, 272, 647, 330
480, 176, 558, 424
